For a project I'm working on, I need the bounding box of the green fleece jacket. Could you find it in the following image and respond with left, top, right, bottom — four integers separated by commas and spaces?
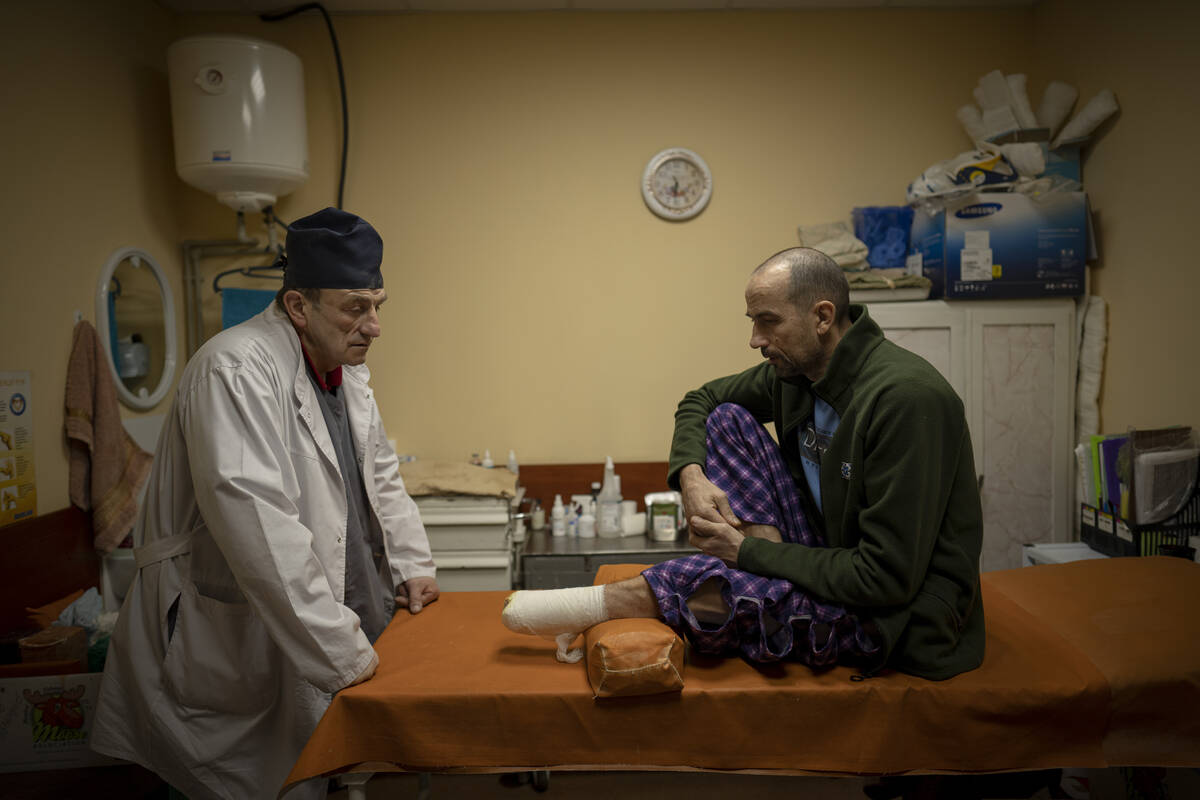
668, 305, 984, 680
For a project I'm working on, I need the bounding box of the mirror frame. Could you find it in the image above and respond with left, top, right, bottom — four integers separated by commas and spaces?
95, 246, 177, 411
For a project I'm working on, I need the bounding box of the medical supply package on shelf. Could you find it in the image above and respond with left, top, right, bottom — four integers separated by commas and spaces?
987, 128, 1083, 184
909, 190, 1093, 299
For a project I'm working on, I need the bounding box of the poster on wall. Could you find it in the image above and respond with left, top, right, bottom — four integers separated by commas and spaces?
0, 371, 36, 526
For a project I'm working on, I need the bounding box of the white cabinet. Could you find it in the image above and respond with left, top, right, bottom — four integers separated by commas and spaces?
866, 299, 1076, 571
414, 495, 514, 590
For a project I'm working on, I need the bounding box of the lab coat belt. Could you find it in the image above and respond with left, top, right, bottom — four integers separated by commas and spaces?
134, 531, 194, 569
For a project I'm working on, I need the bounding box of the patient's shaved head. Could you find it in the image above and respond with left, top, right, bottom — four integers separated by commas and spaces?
752, 247, 849, 323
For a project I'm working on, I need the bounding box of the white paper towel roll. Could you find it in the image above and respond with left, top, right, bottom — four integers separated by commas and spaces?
1036, 80, 1078, 138
956, 104, 987, 143
1052, 88, 1119, 148
973, 86, 987, 112
1005, 74, 1040, 129
982, 105, 1021, 140
999, 142, 1045, 177
977, 69, 1016, 110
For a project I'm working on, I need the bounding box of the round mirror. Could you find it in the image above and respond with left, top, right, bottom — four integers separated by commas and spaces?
95, 247, 177, 410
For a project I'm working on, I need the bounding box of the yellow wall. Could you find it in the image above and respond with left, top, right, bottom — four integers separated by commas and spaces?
172, 8, 1035, 467
1034, 0, 1200, 432
4, 2, 1197, 516
0, 0, 181, 514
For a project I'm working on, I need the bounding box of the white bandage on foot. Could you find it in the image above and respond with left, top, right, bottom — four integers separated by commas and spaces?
501, 586, 608, 637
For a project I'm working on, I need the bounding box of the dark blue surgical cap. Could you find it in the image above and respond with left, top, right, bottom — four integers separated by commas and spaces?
284, 207, 384, 289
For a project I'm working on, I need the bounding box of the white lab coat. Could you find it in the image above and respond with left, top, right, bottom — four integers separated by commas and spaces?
91, 305, 436, 800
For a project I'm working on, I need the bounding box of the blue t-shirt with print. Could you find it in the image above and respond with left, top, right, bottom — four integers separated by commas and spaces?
799, 394, 840, 515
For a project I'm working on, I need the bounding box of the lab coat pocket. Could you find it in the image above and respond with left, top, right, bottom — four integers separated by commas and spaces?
162, 582, 280, 714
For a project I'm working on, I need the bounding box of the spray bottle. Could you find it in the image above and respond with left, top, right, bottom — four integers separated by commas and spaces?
596, 456, 623, 537
550, 494, 566, 537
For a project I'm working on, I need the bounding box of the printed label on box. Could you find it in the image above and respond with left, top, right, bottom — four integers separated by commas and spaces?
1116, 520, 1132, 543
964, 230, 991, 250
1082, 506, 1096, 527
960, 249, 993, 281
1098, 512, 1114, 534
0, 673, 119, 772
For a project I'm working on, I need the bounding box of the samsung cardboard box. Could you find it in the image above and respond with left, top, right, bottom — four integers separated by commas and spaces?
909, 191, 1092, 299
0, 672, 119, 772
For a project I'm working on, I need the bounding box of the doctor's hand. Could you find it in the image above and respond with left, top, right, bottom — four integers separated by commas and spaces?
688, 515, 745, 568
397, 577, 440, 614
679, 464, 740, 528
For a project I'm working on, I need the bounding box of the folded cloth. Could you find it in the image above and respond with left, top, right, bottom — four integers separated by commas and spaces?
64, 321, 153, 553
397, 460, 518, 498
845, 269, 932, 292
796, 221, 869, 271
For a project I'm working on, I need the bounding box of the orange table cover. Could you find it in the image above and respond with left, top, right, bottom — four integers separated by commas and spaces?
285, 557, 1200, 792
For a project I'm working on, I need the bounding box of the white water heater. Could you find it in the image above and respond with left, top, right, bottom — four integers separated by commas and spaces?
167, 35, 309, 213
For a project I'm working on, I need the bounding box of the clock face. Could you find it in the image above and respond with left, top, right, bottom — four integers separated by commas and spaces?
642, 148, 712, 221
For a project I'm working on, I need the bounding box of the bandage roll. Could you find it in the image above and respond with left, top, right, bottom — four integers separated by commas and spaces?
982, 105, 1021, 140
956, 104, 987, 144
998, 142, 1045, 178
1052, 88, 1119, 148
1006, 74, 1039, 129
1036, 80, 1078, 138
977, 69, 1016, 110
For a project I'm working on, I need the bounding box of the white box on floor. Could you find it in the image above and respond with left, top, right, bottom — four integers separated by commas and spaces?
0, 673, 120, 772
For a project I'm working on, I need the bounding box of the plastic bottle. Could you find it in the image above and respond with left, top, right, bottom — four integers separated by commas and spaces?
507, 449, 519, 475
596, 455, 623, 537
550, 495, 566, 537
481, 449, 494, 468
531, 501, 546, 531
578, 500, 596, 538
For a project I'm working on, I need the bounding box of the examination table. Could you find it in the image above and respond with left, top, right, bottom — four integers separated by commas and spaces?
283, 556, 1200, 798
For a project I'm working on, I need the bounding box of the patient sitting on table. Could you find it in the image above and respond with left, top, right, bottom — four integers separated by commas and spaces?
503, 248, 986, 680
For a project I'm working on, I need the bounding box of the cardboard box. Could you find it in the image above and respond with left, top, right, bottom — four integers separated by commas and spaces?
909, 191, 1091, 299
19, 626, 87, 669
0, 672, 121, 772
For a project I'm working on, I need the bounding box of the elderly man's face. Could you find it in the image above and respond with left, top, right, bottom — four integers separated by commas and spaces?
300, 288, 386, 372
745, 266, 823, 381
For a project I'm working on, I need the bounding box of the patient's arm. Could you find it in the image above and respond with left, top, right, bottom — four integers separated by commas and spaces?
740, 523, 782, 542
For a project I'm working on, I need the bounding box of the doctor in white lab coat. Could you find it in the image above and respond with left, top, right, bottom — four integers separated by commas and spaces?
92, 208, 439, 799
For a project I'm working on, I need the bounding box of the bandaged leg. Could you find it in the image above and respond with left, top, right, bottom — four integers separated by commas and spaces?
502, 585, 607, 636
502, 579, 658, 663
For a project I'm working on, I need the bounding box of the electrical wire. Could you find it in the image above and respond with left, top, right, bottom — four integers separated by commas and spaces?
261, 3, 348, 210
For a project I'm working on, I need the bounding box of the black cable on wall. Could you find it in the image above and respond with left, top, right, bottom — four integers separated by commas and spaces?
261, 2, 349, 211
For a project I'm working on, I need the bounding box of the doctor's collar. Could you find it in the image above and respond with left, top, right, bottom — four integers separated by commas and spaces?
299, 338, 343, 392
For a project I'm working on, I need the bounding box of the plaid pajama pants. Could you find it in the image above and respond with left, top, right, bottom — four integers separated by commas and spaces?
642, 404, 879, 667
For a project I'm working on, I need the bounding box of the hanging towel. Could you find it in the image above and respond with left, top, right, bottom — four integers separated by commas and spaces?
221, 287, 276, 330
64, 320, 153, 553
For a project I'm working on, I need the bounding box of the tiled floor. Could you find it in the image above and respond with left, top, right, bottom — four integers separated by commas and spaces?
344, 767, 1200, 799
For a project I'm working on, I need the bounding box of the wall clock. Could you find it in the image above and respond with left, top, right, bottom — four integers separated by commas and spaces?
641, 147, 713, 221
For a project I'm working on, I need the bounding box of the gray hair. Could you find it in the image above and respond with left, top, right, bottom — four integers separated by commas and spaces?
753, 247, 850, 323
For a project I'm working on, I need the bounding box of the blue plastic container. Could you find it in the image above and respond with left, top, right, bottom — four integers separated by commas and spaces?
852, 206, 914, 268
